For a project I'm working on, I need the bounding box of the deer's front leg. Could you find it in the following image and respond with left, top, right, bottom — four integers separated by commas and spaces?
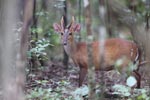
79, 68, 87, 87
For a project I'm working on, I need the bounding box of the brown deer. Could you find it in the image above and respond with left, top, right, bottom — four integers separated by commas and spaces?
53, 16, 142, 88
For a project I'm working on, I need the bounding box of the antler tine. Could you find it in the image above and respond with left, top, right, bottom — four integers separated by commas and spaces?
72, 16, 75, 24
60, 16, 64, 30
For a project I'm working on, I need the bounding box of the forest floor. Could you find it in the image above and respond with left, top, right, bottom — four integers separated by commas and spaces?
25, 60, 150, 100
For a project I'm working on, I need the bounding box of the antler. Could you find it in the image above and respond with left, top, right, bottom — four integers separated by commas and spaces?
71, 16, 75, 24
60, 16, 65, 31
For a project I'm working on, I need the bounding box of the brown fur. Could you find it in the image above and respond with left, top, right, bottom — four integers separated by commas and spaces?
68, 38, 140, 87
53, 17, 141, 88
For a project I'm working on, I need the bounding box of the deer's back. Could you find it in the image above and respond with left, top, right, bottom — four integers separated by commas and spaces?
72, 38, 138, 70
92, 38, 138, 70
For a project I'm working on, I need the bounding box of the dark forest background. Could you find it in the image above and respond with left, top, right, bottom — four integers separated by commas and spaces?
0, 0, 150, 100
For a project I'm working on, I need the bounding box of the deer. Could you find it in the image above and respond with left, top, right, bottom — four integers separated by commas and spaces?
53, 16, 142, 88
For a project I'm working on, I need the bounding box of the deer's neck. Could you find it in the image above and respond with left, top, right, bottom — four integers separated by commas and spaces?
63, 41, 77, 57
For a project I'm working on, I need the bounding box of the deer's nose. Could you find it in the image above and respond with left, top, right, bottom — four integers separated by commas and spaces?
63, 42, 67, 45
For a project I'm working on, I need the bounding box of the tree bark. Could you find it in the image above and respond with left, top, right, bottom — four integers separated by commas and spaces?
63, 1, 69, 69
99, 0, 107, 99
0, 0, 25, 99
84, 0, 96, 99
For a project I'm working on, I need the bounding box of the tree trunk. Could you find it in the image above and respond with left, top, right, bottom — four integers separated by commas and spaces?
84, 0, 96, 99
63, 1, 69, 69
98, 0, 107, 99
0, 0, 25, 99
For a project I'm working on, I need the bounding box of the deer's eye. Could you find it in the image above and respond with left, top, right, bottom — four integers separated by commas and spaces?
69, 33, 72, 35
61, 33, 63, 35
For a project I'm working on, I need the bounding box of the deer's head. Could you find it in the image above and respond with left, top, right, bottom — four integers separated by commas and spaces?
53, 16, 81, 45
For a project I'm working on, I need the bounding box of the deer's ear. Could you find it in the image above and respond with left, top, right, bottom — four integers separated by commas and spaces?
53, 23, 62, 33
72, 23, 81, 33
